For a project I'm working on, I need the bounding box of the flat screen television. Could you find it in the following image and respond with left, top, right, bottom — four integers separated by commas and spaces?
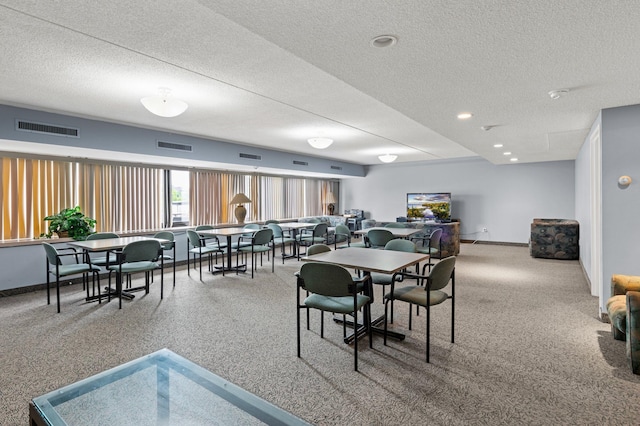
407, 193, 451, 222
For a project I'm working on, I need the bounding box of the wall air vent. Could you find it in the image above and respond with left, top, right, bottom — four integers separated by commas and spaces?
330, 165, 343, 170
157, 140, 193, 152
293, 160, 308, 166
239, 153, 262, 160
16, 119, 79, 138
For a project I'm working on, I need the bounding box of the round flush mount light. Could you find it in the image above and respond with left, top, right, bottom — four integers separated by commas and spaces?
378, 154, 398, 163
493, 144, 503, 148
457, 112, 473, 120
307, 137, 334, 149
510, 158, 519, 162
370, 35, 398, 48
548, 89, 569, 100
141, 87, 188, 118
503, 151, 512, 155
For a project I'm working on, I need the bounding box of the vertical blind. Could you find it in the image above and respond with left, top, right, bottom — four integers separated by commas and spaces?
0, 155, 339, 240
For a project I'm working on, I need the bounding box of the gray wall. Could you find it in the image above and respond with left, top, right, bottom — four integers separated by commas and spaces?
601, 105, 640, 307
0, 104, 364, 178
341, 157, 575, 244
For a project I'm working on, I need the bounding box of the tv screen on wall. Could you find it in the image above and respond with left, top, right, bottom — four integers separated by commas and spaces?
407, 193, 451, 221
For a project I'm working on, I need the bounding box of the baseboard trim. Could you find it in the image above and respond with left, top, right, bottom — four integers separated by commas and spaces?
460, 240, 528, 247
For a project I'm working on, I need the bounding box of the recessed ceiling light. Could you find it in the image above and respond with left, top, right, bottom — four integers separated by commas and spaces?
370, 35, 398, 48
548, 89, 569, 100
493, 144, 503, 148
510, 158, 519, 162
503, 151, 511, 155
457, 112, 473, 120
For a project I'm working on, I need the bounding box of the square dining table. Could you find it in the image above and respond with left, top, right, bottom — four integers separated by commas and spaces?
301, 246, 429, 342
67, 236, 170, 302
197, 227, 253, 273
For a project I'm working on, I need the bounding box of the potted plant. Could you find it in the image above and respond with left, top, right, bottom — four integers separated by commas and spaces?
42, 206, 96, 240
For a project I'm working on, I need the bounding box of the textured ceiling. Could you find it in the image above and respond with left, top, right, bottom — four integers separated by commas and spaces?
1, 0, 639, 167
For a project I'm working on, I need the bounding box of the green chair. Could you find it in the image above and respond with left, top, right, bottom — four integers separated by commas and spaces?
187, 229, 225, 280
107, 239, 163, 309
370, 239, 417, 302
297, 262, 372, 371
264, 219, 280, 224
384, 256, 456, 362
195, 225, 228, 250
267, 223, 295, 263
296, 223, 328, 259
333, 224, 351, 249
352, 228, 395, 249
43, 242, 102, 313
232, 224, 260, 249
411, 228, 443, 273
154, 231, 176, 287
236, 228, 274, 278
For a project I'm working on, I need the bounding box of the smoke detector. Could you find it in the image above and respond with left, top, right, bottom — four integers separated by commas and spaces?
548, 89, 569, 100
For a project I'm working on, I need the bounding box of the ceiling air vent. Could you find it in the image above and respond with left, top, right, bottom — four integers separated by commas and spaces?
330, 165, 342, 171
157, 140, 193, 152
293, 160, 308, 166
239, 153, 261, 160
16, 119, 79, 138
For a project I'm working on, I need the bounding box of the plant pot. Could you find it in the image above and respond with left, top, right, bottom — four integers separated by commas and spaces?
55, 231, 70, 238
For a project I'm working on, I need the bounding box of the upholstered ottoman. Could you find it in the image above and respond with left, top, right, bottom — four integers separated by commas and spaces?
606, 274, 640, 374
529, 218, 579, 260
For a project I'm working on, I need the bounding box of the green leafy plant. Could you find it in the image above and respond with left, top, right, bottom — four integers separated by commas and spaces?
41, 206, 96, 240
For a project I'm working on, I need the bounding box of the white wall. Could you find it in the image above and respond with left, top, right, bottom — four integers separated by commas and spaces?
600, 104, 640, 313
341, 157, 575, 244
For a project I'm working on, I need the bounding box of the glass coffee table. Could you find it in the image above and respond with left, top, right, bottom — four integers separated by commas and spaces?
30, 348, 309, 426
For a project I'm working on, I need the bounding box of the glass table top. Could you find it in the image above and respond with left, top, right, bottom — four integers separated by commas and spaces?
31, 348, 309, 426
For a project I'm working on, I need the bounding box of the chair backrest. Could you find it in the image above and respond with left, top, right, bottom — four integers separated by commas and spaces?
312, 223, 328, 237
334, 224, 350, 242
427, 256, 456, 291
42, 242, 60, 265
300, 262, 353, 297
429, 228, 443, 250
265, 219, 280, 224
266, 223, 284, 238
187, 229, 204, 248
367, 229, 395, 248
307, 244, 331, 255
252, 228, 273, 245
86, 232, 119, 240
384, 239, 417, 253
385, 222, 406, 228
242, 223, 260, 237
195, 225, 214, 231
154, 231, 175, 250
121, 240, 161, 263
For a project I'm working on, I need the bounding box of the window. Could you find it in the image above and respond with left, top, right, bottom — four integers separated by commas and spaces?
170, 170, 189, 227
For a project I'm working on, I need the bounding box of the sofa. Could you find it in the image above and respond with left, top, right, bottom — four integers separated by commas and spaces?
606, 274, 640, 374
530, 218, 579, 260
297, 215, 346, 240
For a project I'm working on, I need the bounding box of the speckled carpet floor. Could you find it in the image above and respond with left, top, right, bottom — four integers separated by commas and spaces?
0, 243, 638, 425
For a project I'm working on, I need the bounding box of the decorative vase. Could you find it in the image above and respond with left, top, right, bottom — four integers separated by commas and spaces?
234, 205, 247, 224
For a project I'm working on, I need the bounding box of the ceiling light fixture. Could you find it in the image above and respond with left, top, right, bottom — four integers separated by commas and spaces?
307, 137, 334, 149
493, 144, 503, 148
141, 87, 188, 117
510, 158, 519, 162
457, 112, 473, 120
378, 154, 398, 163
370, 35, 398, 48
503, 151, 512, 155
548, 89, 569, 100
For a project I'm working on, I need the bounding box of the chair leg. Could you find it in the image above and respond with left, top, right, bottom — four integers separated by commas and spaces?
354, 305, 358, 371
426, 304, 430, 363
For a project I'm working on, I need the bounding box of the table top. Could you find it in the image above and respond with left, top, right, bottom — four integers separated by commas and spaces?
67, 236, 169, 252
355, 227, 421, 238
198, 227, 254, 237
279, 222, 317, 229
31, 348, 310, 426
301, 246, 429, 274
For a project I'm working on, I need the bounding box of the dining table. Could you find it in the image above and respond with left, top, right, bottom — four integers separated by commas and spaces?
197, 227, 253, 274
278, 222, 316, 259
301, 246, 429, 343
67, 236, 170, 302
